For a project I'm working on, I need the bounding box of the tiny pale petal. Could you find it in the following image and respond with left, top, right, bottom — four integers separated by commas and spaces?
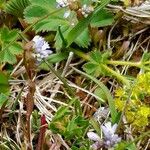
63, 10, 70, 18
87, 132, 101, 142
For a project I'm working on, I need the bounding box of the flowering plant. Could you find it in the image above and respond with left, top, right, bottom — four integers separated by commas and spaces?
87, 122, 121, 149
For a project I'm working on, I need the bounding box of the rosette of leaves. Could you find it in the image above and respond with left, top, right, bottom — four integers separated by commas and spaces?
83, 50, 111, 77
0, 27, 23, 64
24, 0, 114, 49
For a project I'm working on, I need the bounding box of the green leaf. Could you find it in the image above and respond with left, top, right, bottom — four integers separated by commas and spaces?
9, 43, 23, 55
66, 15, 92, 47
115, 141, 137, 150
94, 87, 107, 101
24, 5, 49, 23
54, 25, 72, 50
91, 9, 114, 27
29, 0, 56, 7
75, 28, 91, 48
39, 52, 69, 70
83, 51, 111, 76
0, 93, 8, 108
52, 106, 70, 121
24, 0, 58, 23
66, 0, 111, 47
0, 48, 17, 64
0, 27, 18, 42
83, 62, 98, 75
0, 27, 23, 64
0, 72, 9, 93
5, 0, 30, 17
65, 116, 89, 139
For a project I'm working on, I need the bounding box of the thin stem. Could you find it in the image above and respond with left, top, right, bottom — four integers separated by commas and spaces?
44, 60, 75, 98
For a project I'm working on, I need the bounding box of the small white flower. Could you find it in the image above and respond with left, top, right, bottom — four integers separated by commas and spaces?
94, 107, 109, 122
101, 122, 117, 138
92, 0, 98, 2
87, 132, 102, 150
81, 4, 94, 17
101, 122, 121, 148
87, 122, 121, 149
56, 0, 69, 7
87, 132, 101, 141
32, 35, 52, 61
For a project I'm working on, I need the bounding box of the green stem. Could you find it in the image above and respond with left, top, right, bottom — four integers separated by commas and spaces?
143, 61, 150, 65
44, 60, 75, 98
69, 48, 89, 61
108, 60, 141, 67
101, 65, 130, 87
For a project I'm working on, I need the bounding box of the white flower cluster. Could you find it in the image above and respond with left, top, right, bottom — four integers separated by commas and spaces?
56, 0, 69, 7
32, 35, 52, 62
101, 122, 121, 148
81, 4, 94, 17
87, 122, 121, 149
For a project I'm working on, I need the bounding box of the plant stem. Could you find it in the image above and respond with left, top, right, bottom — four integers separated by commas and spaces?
108, 60, 141, 67
44, 60, 75, 98
101, 65, 130, 87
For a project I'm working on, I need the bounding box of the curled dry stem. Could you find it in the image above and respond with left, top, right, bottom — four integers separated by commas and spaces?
24, 41, 36, 150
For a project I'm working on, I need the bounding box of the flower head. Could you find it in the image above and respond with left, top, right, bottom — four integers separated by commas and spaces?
80, 4, 94, 17
87, 122, 121, 149
87, 132, 103, 150
56, 0, 69, 7
32, 35, 52, 61
101, 122, 121, 148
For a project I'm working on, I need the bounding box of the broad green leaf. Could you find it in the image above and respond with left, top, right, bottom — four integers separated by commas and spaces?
8, 43, 23, 55
39, 52, 69, 70
66, 15, 92, 47
115, 141, 136, 150
0, 27, 18, 42
29, 0, 56, 6
75, 28, 91, 48
34, 16, 69, 32
24, 0, 59, 23
83, 62, 98, 74
0, 49, 17, 64
5, 0, 30, 17
24, 5, 49, 23
94, 87, 107, 101
55, 25, 72, 49
91, 9, 114, 27
0, 42, 22, 64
